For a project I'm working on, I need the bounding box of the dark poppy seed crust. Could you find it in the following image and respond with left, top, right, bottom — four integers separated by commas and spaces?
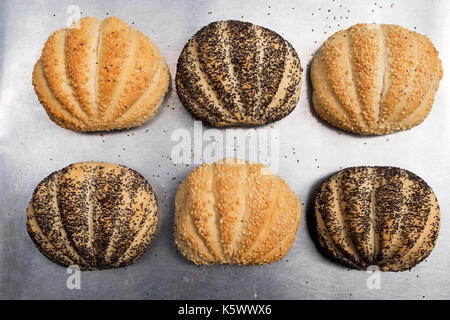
314, 166, 440, 272
176, 20, 303, 127
26, 161, 158, 271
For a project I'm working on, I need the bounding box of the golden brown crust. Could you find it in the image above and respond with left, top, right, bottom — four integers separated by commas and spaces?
65, 17, 100, 119
176, 20, 303, 127
311, 23, 443, 135
314, 166, 440, 271
27, 162, 158, 270
174, 158, 302, 265
33, 16, 169, 132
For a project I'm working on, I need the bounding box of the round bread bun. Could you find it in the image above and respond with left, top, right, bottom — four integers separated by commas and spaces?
176, 20, 303, 127
33, 17, 169, 132
311, 23, 443, 135
314, 166, 440, 271
174, 158, 302, 265
27, 162, 158, 270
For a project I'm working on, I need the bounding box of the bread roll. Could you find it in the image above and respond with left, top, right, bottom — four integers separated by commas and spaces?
314, 166, 440, 271
176, 20, 303, 127
311, 24, 443, 135
27, 162, 158, 270
33, 17, 169, 132
174, 158, 302, 265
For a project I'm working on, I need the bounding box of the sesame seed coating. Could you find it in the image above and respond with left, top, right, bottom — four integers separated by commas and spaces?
311, 23, 443, 135
314, 166, 440, 271
176, 20, 303, 127
32, 16, 169, 132
174, 158, 302, 265
26, 162, 158, 271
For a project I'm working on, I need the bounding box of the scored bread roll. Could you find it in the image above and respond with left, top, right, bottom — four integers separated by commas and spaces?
174, 158, 302, 265
176, 20, 303, 127
314, 166, 440, 271
27, 162, 158, 270
33, 17, 169, 132
311, 23, 443, 135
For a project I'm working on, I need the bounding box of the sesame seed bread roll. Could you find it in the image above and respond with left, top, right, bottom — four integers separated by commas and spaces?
174, 158, 302, 265
32, 17, 169, 132
314, 166, 440, 271
176, 20, 303, 127
27, 162, 158, 270
311, 24, 443, 135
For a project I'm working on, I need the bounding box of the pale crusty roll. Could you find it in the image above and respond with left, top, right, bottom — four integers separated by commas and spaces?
174, 159, 302, 265
27, 162, 158, 270
315, 166, 440, 271
311, 24, 443, 135
33, 17, 169, 132
176, 20, 302, 127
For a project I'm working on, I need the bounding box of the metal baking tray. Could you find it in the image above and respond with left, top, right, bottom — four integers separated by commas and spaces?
1, 0, 449, 299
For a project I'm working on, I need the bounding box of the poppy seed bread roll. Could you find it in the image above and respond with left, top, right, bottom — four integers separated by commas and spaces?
314, 166, 440, 271
33, 17, 169, 132
176, 20, 303, 127
174, 158, 302, 265
27, 162, 158, 270
311, 23, 443, 135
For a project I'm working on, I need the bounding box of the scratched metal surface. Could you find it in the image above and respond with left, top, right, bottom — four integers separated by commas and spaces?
0, 0, 449, 300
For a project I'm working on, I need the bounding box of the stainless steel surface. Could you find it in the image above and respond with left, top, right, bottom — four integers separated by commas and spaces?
1, 0, 449, 300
